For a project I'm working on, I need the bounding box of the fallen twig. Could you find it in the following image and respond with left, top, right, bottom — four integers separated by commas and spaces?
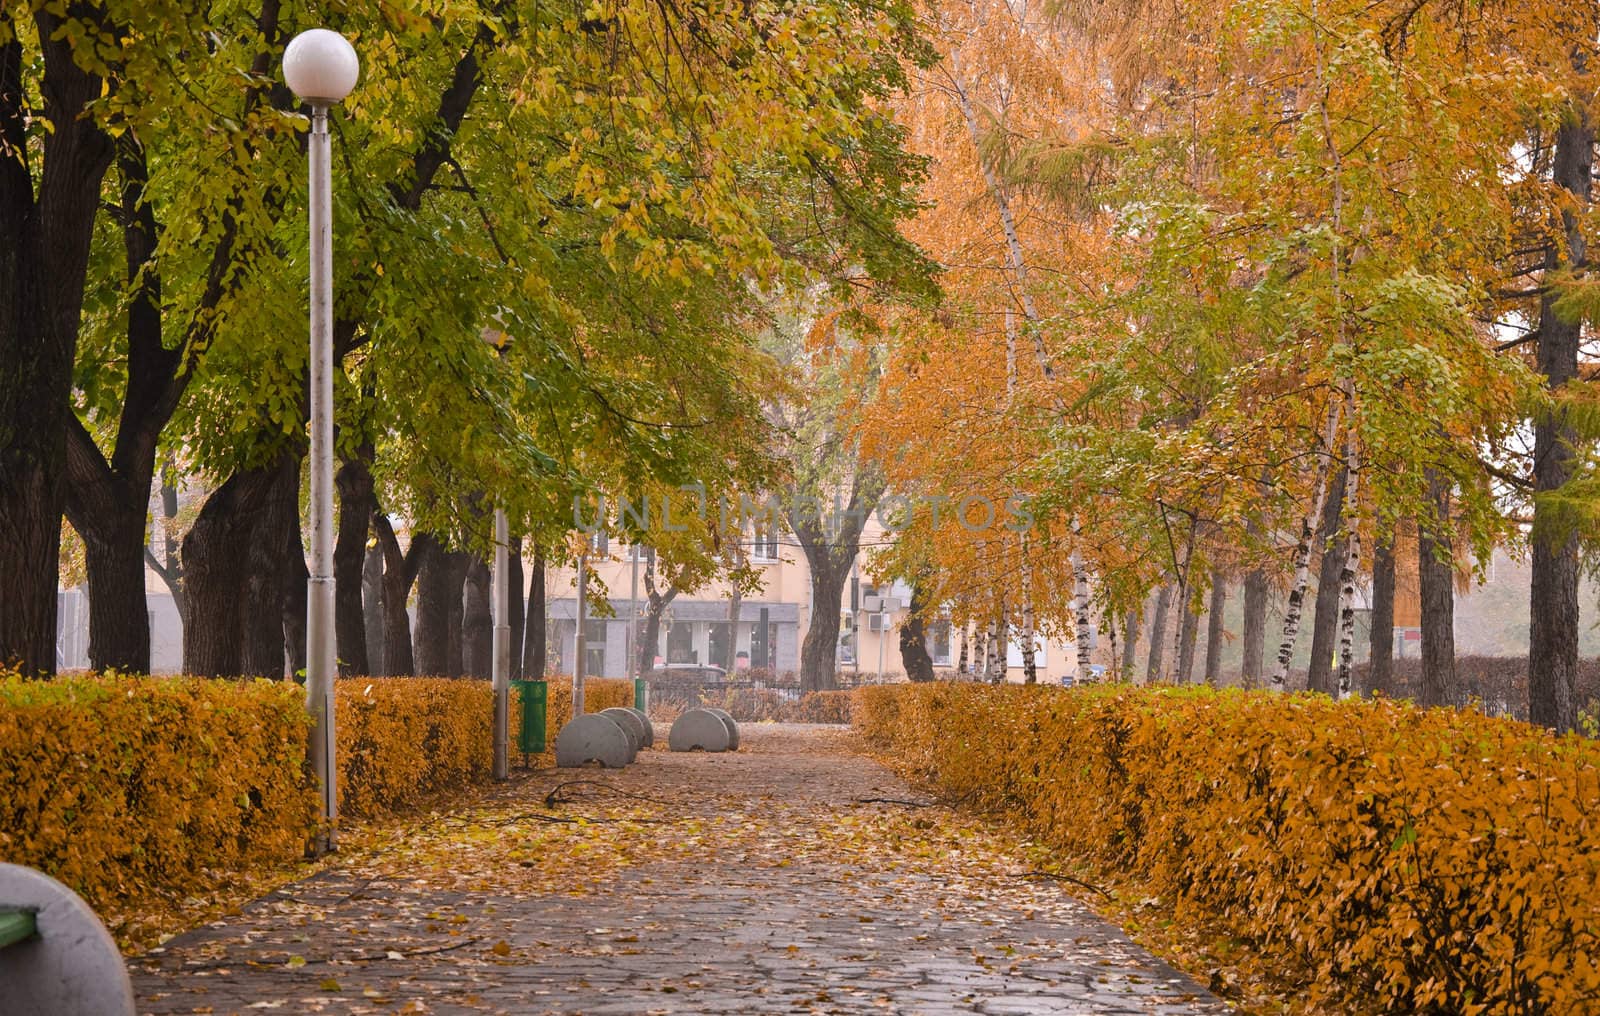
543, 779, 667, 808
851, 797, 934, 808
1020, 870, 1115, 900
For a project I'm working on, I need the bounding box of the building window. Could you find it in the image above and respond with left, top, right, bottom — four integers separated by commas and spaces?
926, 620, 952, 667
583, 618, 607, 676
750, 523, 780, 562
588, 531, 609, 556
667, 621, 696, 664
1005, 630, 1046, 669
546, 619, 573, 675
838, 614, 856, 666
708, 622, 732, 671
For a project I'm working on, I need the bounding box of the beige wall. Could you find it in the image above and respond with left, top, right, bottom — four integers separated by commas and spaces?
546, 515, 1091, 683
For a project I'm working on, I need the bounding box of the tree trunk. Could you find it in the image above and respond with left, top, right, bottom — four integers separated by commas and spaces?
1176, 593, 1200, 684
900, 582, 937, 683
372, 514, 428, 676
75, 500, 150, 673
1334, 426, 1363, 699
1145, 585, 1171, 683
525, 550, 546, 678
181, 454, 300, 677
150, 472, 186, 627
639, 558, 679, 679
1529, 101, 1592, 733
280, 508, 308, 679
414, 536, 456, 676
1121, 610, 1139, 681
181, 472, 256, 676
1418, 470, 1455, 708
0, 18, 115, 676
243, 453, 300, 679
1367, 535, 1396, 697
1203, 573, 1226, 686
799, 561, 848, 692
1306, 465, 1349, 695
333, 452, 373, 676
463, 555, 492, 678
1272, 404, 1343, 689
1019, 552, 1038, 684
508, 536, 525, 680
362, 543, 384, 673
1241, 569, 1268, 688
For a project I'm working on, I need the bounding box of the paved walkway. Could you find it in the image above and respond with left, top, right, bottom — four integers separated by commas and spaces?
130, 725, 1228, 1015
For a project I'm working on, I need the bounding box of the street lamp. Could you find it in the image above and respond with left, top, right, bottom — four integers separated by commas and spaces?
482, 327, 513, 783
284, 28, 359, 852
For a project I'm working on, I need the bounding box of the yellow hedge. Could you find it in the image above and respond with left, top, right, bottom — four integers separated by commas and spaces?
856, 683, 1600, 1015
790, 690, 855, 724
336, 676, 634, 816
0, 672, 638, 912
0, 673, 316, 914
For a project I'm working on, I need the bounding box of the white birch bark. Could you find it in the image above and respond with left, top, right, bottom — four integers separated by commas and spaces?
1335, 417, 1361, 698
1270, 402, 1343, 689
948, 48, 1098, 674
993, 599, 1008, 684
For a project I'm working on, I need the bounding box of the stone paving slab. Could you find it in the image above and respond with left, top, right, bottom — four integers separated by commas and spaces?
129, 724, 1229, 1015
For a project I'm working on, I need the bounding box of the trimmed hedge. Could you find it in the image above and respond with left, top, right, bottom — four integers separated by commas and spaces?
0, 674, 315, 914
321, 676, 637, 817
0, 672, 635, 911
856, 683, 1600, 1014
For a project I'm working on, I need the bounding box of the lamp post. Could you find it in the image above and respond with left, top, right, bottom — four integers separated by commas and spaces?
283, 28, 359, 852
492, 506, 511, 780
480, 328, 513, 782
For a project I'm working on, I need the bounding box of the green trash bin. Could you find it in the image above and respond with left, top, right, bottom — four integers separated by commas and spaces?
513, 679, 548, 756
633, 676, 649, 716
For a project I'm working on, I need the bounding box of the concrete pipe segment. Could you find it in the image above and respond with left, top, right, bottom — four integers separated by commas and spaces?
600, 707, 649, 753
668, 708, 733, 752
632, 709, 656, 747
555, 713, 635, 768
0, 863, 135, 1016
701, 707, 740, 750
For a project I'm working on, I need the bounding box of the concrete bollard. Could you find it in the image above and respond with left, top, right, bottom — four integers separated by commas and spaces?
555, 713, 634, 768
0, 863, 135, 1016
633, 710, 655, 747
668, 708, 732, 752
600, 707, 649, 753
701, 707, 740, 750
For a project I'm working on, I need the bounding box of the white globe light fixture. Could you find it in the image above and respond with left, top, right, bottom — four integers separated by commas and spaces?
283, 29, 359, 106
283, 27, 357, 854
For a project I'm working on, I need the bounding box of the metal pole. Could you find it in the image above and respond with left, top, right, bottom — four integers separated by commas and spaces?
491, 507, 510, 780
877, 606, 886, 679
305, 105, 337, 851
573, 552, 587, 718
626, 545, 639, 681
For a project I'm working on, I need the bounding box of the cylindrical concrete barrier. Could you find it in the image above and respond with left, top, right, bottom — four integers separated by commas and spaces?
555, 713, 634, 768
668, 708, 733, 752
701, 706, 740, 750
600, 707, 648, 754
0, 863, 135, 1016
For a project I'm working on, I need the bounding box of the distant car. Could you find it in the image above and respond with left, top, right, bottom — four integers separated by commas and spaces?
644, 663, 728, 683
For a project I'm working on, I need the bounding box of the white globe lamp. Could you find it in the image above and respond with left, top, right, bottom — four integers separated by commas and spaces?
282, 28, 359, 106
